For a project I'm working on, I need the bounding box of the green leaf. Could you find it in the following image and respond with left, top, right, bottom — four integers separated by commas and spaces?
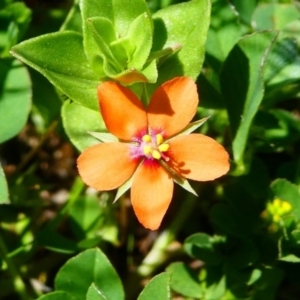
37, 291, 75, 300
62, 101, 106, 152
230, 0, 257, 25
166, 262, 202, 299
86, 283, 107, 300
10, 31, 99, 110
220, 31, 277, 163
224, 239, 258, 269
252, 3, 300, 31
0, 59, 31, 143
173, 177, 198, 197
0, 163, 9, 204
271, 179, 300, 220
0, 2, 31, 57
55, 248, 124, 300
60, 0, 82, 32
69, 196, 104, 240
196, 74, 224, 109
37, 228, 78, 254
201, 265, 226, 300
126, 13, 152, 70
137, 272, 171, 300
172, 117, 210, 138
206, 0, 243, 66
80, 0, 151, 42
150, 0, 211, 93
184, 233, 222, 265
29, 68, 61, 131
80, 0, 152, 83
279, 254, 300, 263
114, 176, 133, 203
88, 132, 118, 143
211, 203, 256, 237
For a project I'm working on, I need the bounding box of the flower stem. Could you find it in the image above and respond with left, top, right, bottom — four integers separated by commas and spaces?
137, 193, 197, 276
295, 158, 300, 192
0, 232, 29, 300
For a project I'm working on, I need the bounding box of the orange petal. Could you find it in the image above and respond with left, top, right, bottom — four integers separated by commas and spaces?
168, 134, 230, 181
77, 142, 139, 190
131, 161, 174, 230
147, 77, 198, 137
98, 82, 147, 140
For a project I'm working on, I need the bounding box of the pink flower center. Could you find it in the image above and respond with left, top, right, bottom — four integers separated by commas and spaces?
130, 131, 169, 161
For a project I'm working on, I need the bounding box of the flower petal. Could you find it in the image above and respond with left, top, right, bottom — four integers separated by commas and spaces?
77, 142, 139, 190
147, 77, 198, 137
131, 161, 174, 230
98, 82, 147, 140
168, 134, 230, 181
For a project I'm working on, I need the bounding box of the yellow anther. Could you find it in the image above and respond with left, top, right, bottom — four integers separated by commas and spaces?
142, 134, 152, 142
158, 143, 169, 152
151, 150, 161, 160
156, 134, 164, 145
143, 145, 152, 155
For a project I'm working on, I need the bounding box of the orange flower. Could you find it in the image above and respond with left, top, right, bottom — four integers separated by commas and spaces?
77, 77, 229, 230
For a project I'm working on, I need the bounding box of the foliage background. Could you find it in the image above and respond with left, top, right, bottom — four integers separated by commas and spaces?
1, 0, 300, 299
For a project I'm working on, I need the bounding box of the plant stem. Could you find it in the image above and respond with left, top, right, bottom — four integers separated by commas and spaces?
295, 158, 300, 192
137, 193, 197, 276
0, 232, 29, 300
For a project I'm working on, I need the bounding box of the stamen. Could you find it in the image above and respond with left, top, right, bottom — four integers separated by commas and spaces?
143, 145, 152, 155
152, 150, 161, 160
158, 144, 169, 152
142, 134, 152, 142
156, 134, 164, 145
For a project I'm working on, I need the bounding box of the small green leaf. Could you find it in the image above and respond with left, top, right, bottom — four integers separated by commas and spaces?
86, 283, 107, 300
211, 204, 256, 237
87, 132, 118, 143
37, 291, 75, 300
224, 239, 258, 269
201, 265, 226, 300
220, 31, 277, 163
0, 59, 31, 143
80, 0, 151, 43
126, 13, 153, 71
62, 101, 106, 152
60, 0, 82, 32
80, 0, 151, 83
0, 2, 31, 57
279, 254, 300, 263
166, 262, 202, 299
271, 179, 300, 220
184, 233, 222, 265
55, 248, 124, 300
114, 176, 133, 203
206, 0, 243, 66
137, 272, 171, 300
69, 196, 104, 240
37, 228, 78, 254
150, 0, 211, 92
247, 269, 262, 285
0, 163, 9, 204
172, 117, 210, 138
174, 177, 198, 197
252, 3, 300, 31
10, 31, 99, 110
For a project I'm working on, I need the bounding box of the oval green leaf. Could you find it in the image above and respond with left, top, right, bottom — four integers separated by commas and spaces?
137, 272, 171, 300
55, 248, 124, 300
0, 59, 31, 143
